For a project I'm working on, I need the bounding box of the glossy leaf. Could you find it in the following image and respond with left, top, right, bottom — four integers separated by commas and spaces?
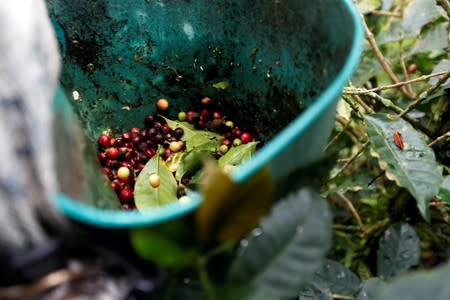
313, 259, 362, 296
356, 278, 386, 300
377, 223, 420, 279
430, 60, 450, 88
165, 152, 186, 173
365, 113, 443, 221
186, 132, 222, 152
437, 175, 450, 204
160, 115, 197, 139
218, 142, 258, 168
195, 159, 274, 241
228, 188, 332, 299
134, 150, 178, 209
409, 22, 448, 56
374, 262, 450, 300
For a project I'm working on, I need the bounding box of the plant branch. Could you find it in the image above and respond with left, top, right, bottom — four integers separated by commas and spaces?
428, 131, 450, 147
360, 12, 414, 98
336, 192, 365, 232
398, 71, 450, 118
331, 141, 370, 180
361, 219, 390, 238
333, 294, 353, 300
371, 10, 402, 17
335, 115, 362, 145
343, 71, 448, 95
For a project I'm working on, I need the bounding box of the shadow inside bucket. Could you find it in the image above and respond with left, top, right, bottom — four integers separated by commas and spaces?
47, 0, 362, 226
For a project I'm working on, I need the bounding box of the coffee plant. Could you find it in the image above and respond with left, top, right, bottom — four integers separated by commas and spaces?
130, 1, 450, 299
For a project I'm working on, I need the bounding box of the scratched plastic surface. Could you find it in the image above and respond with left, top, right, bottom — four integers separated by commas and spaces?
47, 0, 363, 227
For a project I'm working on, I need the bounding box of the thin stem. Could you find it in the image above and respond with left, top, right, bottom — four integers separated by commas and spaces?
352, 94, 374, 113
333, 294, 353, 300
331, 141, 370, 180
398, 71, 450, 118
371, 10, 402, 17
428, 131, 450, 147
197, 258, 216, 300
360, 12, 413, 98
337, 192, 365, 232
333, 224, 360, 231
335, 115, 362, 145
343, 71, 447, 95
361, 219, 390, 238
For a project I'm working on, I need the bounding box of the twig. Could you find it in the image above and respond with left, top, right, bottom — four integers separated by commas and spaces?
360, 12, 414, 98
428, 131, 450, 147
333, 224, 360, 231
352, 94, 374, 113
331, 141, 370, 180
341, 95, 365, 120
398, 71, 450, 118
335, 115, 362, 145
343, 71, 448, 95
333, 294, 353, 300
361, 219, 390, 238
371, 10, 402, 17
337, 192, 365, 232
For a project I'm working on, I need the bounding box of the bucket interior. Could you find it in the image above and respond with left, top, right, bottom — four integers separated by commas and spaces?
47, 0, 362, 226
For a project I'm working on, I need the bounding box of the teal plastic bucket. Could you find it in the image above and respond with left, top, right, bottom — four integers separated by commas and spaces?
48, 0, 363, 227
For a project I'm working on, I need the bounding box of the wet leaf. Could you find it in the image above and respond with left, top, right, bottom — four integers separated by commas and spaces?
175, 150, 211, 181
130, 226, 197, 267
134, 149, 178, 209
437, 175, 450, 204
377, 223, 420, 279
228, 188, 332, 299
356, 278, 386, 300
298, 284, 333, 300
313, 259, 361, 297
373, 262, 450, 300
218, 142, 258, 168
365, 113, 443, 221
402, 0, 441, 35
195, 160, 274, 241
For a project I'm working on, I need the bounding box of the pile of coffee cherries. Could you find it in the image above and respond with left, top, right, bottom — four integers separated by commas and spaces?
96, 97, 256, 209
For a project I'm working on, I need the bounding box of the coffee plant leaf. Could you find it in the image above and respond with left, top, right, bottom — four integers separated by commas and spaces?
228, 188, 332, 299
356, 278, 386, 300
365, 113, 443, 221
130, 227, 197, 267
218, 142, 258, 168
298, 284, 333, 300
313, 259, 362, 296
377, 223, 420, 279
437, 175, 450, 204
134, 150, 178, 208
195, 159, 274, 241
374, 262, 450, 300
175, 150, 210, 181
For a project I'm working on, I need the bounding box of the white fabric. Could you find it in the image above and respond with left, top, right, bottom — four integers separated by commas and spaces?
0, 0, 64, 251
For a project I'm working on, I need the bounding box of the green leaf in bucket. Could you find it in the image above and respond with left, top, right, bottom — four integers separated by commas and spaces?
159, 115, 222, 152
134, 149, 178, 209
218, 142, 258, 168
165, 152, 186, 173
175, 150, 211, 181
365, 113, 443, 221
